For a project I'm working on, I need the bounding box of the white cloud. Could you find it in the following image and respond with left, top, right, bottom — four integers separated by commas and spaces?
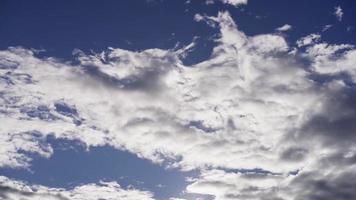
186, 169, 290, 200
276, 24, 292, 32
305, 43, 356, 81
296, 33, 321, 47
0, 131, 52, 168
0, 11, 331, 173
1, 10, 356, 200
0, 176, 154, 200
334, 6, 344, 21
194, 14, 205, 22
220, 0, 247, 6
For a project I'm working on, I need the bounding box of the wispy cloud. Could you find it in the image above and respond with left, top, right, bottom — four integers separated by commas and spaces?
334, 6, 344, 21
322, 24, 333, 32
276, 24, 292, 32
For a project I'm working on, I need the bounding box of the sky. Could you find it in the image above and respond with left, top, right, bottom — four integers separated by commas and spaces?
1, 0, 356, 200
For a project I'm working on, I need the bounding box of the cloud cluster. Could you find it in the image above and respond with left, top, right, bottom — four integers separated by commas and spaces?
0, 176, 154, 200
1, 10, 356, 200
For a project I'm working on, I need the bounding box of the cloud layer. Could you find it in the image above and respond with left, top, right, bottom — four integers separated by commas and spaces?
1, 11, 356, 200
0, 176, 154, 200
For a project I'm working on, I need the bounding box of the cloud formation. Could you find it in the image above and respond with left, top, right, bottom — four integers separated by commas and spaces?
0, 176, 154, 200
1, 10, 356, 200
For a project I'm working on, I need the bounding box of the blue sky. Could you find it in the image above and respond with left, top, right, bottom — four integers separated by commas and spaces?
1, 0, 355, 61
1, 1, 356, 200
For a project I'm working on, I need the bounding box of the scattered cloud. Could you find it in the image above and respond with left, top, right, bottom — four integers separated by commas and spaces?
334, 6, 344, 21
0, 176, 154, 200
276, 24, 292, 32
0, 131, 52, 168
296, 33, 321, 47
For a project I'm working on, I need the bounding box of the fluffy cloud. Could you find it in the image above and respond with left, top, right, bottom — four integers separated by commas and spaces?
276, 24, 292, 32
305, 42, 356, 81
0, 176, 154, 200
1, 10, 356, 200
0, 131, 52, 168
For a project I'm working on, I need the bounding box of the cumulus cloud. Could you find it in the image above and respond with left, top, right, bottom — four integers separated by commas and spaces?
0, 176, 154, 200
276, 24, 292, 32
1, 10, 356, 200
